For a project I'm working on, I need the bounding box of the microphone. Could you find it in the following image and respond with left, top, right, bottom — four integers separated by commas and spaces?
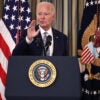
45, 35, 52, 52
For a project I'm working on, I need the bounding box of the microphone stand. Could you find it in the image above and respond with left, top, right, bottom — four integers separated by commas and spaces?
43, 45, 46, 56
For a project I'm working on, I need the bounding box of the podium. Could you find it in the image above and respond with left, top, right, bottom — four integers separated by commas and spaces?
5, 56, 81, 100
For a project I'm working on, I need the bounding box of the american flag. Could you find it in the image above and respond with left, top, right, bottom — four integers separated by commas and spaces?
0, 0, 32, 100
81, 43, 95, 64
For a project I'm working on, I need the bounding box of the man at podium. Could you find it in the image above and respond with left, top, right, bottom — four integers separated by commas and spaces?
12, 1, 68, 56
6, 2, 81, 100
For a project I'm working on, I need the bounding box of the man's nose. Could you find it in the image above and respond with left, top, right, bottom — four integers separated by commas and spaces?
41, 14, 45, 19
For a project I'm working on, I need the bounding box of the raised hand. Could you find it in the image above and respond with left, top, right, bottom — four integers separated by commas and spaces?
27, 20, 40, 41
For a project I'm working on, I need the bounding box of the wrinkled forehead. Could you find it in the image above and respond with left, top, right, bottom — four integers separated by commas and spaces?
38, 6, 50, 11
36, 2, 55, 14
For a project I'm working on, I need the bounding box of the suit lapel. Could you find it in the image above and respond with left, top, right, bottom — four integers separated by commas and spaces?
52, 29, 60, 56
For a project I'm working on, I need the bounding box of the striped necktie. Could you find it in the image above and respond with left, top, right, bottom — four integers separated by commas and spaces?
43, 32, 50, 56
43, 32, 47, 46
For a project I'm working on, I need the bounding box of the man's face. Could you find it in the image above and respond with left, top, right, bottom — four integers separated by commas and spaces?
36, 4, 55, 30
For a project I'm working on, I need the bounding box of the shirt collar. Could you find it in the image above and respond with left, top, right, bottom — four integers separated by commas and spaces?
39, 26, 52, 36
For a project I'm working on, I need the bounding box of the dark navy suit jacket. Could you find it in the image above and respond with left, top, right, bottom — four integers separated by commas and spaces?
12, 26, 68, 56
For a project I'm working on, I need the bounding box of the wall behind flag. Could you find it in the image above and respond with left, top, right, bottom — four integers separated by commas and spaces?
0, 0, 4, 19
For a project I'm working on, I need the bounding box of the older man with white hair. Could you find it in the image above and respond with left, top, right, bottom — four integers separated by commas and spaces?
12, 2, 68, 56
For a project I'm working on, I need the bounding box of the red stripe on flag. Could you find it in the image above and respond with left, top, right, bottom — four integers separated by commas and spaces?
81, 51, 92, 63
0, 33, 12, 100
0, 64, 7, 86
87, 55, 94, 64
0, 34, 11, 58
81, 46, 94, 64
0, 94, 2, 100
81, 48, 91, 62
81, 50, 91, 62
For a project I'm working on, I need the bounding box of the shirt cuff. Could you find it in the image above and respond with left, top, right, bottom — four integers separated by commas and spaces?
26, 36, 34, 44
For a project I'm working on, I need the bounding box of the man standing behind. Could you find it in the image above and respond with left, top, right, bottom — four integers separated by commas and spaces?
12, 1, 68, 56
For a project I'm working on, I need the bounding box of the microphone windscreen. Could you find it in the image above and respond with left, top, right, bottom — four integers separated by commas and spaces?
47, 35, 52, 42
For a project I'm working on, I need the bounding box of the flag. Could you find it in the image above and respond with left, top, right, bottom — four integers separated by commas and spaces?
0, 0, 32, 100
81, 42, 95, 64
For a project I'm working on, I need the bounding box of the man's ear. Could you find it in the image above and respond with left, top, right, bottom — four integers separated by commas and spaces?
52, 14, 56, 21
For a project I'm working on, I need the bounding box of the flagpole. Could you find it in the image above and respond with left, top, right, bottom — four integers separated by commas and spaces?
16, 0, 22, 44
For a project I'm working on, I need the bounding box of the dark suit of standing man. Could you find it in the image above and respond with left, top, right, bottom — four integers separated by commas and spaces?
12, 2, 68, 56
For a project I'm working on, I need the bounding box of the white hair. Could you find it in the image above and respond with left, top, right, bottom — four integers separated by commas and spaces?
36, 2, 56, 16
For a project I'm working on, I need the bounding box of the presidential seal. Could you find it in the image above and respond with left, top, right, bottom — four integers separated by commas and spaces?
28, 59, 57, 88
